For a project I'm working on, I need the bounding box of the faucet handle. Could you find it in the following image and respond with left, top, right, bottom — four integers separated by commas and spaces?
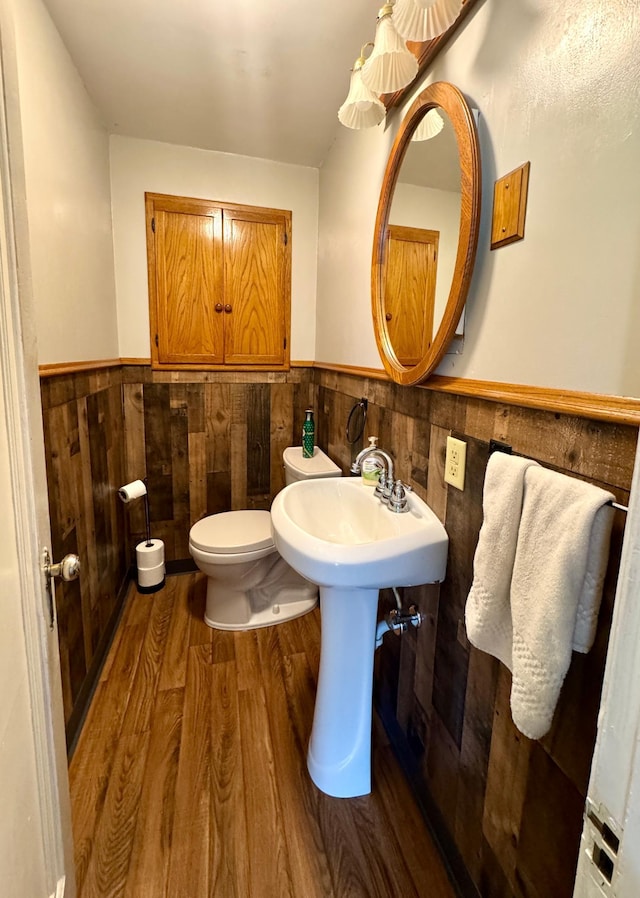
374, 472, 389, 499
378, 473, 394, 504
388, 479, 412, 513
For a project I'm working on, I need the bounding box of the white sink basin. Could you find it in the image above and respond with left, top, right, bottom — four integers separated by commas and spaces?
271, 477, 448, 588
270, 476, 449, 799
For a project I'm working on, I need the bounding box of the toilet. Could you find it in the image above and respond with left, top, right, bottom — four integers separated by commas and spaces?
189, 446, 341, 630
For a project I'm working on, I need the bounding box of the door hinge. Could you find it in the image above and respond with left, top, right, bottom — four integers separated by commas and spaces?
284, 336, 287, 349
151, 217, 155, 233
583, 799, 621, 894
284, 231, 288, 246
155, 334, 159, 347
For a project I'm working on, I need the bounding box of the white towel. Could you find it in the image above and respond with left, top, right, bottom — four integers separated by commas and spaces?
465, 452, 539, 667
465, 454, 614, 740
509, 466, 614, 739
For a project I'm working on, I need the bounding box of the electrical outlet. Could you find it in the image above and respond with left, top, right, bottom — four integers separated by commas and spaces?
444, 436, 467, 490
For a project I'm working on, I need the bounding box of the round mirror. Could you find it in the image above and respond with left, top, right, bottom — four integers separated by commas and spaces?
372, 82, 481, 386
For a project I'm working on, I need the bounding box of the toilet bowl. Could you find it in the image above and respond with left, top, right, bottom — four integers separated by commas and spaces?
189, 446, 341, 630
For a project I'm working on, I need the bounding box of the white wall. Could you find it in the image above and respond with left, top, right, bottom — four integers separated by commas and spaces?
11, 0, 118, 366
316, 0, 640, 397
110, 136, 319, 361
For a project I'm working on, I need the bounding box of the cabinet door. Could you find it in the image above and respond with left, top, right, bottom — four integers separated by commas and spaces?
384, 225, 438, 368
222, 209, 288, 365
154, 206, 224, 364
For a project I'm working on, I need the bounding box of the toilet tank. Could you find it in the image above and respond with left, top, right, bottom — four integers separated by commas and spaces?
283, 446, 341, 485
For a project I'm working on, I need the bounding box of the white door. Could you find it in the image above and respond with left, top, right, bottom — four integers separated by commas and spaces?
573, 434, 640, 898
0, 30, 75, 898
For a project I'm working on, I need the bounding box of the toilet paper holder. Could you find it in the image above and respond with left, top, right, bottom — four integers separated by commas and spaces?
118, 478, 152, 546
118, 478, 166, 594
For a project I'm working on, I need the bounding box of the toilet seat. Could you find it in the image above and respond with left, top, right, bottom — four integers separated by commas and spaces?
189, 509, 274, 554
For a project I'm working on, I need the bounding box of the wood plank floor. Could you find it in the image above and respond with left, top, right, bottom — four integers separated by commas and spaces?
69, 573, 456, 898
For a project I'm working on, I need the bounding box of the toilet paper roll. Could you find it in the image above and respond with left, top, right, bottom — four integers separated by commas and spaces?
138, 565, 165, 588
119, 479, 147, 503
136, 539, 165, 590
136, 539, 165, 570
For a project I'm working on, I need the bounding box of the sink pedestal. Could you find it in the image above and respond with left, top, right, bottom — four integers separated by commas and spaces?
270, 476, 449, 798
307, 586, 379, 798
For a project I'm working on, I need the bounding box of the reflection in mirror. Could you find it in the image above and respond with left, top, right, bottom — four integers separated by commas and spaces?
372, 81, 481, 387
385, 111, 461, 367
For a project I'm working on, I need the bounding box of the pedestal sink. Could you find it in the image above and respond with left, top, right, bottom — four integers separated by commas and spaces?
270, 477, 448, 798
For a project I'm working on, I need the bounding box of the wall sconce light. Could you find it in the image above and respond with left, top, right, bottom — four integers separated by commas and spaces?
338, 43, 386, 130
360, 2, 419, 95
411, 107, 444, 140
393, 0, 464, 42
338, 0, 464, 130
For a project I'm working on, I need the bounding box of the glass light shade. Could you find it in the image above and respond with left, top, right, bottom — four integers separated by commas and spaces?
411, 107, 444, 140
338, 68, 386, 129
360, 14, 419, 95
407, 0, 463, 39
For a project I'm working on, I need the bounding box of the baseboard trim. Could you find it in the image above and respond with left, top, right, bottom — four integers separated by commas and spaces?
166, 558, 198, 575
375, 692, 481, 898
65, 566, 134, 758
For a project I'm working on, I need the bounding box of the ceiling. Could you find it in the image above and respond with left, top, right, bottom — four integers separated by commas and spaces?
41, 0, 381, 168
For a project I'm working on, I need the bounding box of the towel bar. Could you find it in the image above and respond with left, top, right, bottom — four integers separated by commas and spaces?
487, 441, 628, 513
609, 501, 628, 512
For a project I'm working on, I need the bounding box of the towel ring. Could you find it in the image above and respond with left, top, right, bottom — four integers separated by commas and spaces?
346, 398, 368, 444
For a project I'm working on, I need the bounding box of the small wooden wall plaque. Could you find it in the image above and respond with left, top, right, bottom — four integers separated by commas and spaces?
490, 161, 530, 250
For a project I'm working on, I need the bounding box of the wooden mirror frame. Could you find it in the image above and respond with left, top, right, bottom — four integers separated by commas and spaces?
372, 81, 481, 386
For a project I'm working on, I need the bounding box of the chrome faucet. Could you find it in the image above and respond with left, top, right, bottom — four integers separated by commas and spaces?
351, 445, 413, 512
350, 445, 395, 483
350, 445, 396, 503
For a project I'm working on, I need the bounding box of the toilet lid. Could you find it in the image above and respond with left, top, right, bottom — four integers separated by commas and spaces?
189, 510, 274, 554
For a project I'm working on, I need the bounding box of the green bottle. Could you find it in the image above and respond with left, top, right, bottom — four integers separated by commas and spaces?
302, 408, 315, 458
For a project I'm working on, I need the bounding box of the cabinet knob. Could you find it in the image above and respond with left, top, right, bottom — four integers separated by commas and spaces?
215, 303, 223, 312
224, 304, 232, 313
385, 312, 392, 321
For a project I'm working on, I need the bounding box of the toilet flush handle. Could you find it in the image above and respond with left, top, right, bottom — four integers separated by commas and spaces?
42, 548, 80, 629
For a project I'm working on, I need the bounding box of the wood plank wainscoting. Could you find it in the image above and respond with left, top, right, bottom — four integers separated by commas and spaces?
40, 364, 315, 746
41, 360, 638, 897
40, 366, 128, 739
311, 366, 637, 898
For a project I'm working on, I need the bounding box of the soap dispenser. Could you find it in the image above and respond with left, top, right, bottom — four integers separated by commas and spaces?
362, 436, 384, 486
302, 408, 315, 458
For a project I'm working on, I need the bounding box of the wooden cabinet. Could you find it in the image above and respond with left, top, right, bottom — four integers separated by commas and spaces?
146, 193, 291, 369
383, 225, 438, 368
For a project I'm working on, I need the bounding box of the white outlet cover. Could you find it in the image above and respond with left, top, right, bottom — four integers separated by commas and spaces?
444, 436, 467, 491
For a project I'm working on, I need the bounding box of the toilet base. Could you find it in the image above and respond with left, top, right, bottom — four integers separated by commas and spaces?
203, 565, 318, 631
205, 591, 317, 631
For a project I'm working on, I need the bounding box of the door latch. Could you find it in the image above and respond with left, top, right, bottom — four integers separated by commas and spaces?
42, 548, 80, 630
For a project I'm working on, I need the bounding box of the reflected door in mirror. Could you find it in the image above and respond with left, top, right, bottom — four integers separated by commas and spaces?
384, 225, 438, 367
